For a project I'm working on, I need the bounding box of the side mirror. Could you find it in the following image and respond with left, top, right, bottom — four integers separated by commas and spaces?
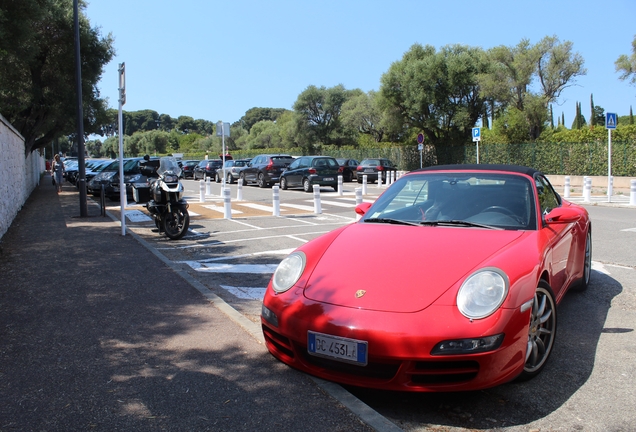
355, 202, 372, 216
544, 206, 581, 224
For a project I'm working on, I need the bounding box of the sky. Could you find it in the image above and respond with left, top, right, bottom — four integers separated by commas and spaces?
85, 0, 636, 129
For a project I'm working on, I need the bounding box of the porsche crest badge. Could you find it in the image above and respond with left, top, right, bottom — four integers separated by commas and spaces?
355, 290, 366, 298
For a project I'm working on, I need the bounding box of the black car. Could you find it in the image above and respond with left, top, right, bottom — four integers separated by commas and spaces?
239, 154, 295, 188
280, 156, 342, 192
87, 157, 154, 200
193, 159, 222, 180
180, 160, 200, 179
335, 158, 360, 182
356, 158, 398, 183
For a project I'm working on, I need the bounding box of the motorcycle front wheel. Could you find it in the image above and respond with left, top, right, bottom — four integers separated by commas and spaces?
162, 205, 190, 240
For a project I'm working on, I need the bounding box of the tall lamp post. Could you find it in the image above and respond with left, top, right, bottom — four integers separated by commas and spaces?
73, 0, 87, 216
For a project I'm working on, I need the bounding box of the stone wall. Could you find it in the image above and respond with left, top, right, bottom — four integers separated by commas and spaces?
0, 114, 44, 240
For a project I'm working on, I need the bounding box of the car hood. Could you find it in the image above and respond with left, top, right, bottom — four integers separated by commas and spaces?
302, 223, 525, 313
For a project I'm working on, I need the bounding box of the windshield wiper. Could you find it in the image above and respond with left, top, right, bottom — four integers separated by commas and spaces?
364, 218, 420, 226
419, 220, 502, 230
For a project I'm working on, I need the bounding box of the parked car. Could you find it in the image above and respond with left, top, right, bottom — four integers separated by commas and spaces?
335, 158, 360, 182
262, 164, 592, 392
239, 154, 295, 188
180, 160, 200, 179
193, 159, 222, 181
63, 159, 79, 183
87, 157, 155, 200
215, 158, 251, 183
279, 156, 342, 192
356, 158, 397, 183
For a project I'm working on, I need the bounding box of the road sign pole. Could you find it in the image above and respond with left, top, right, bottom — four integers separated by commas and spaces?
608, 127, 612, 202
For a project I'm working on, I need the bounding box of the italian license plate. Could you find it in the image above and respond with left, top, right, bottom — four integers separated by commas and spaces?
323, 177, 334, 181
364, 168, 374, 173
307, 331, 368, 365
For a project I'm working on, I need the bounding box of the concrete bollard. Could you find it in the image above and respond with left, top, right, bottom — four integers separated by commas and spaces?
237, 178, 243, 201
337, 175, 343, 196
607, 176, 613, 203
377, 171, 383, 188
313, 184, 322, 214
583, 176, 591, 203
223, 187, 232, 219
205, 176, 212, 195
564, 176, 570, 199
355, 187, 363, 221
199, 180, 205, 203
630, 179, 636, 206
272, 185, 280, 216
362, 175, 367, 195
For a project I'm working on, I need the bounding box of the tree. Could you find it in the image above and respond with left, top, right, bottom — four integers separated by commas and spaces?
615, 35, 636, 87
380, 43, 489, 156
478, 36, 585, 140
240, 107, 289, 131
0, 0, 115, 155
293, 84, 360, 149
340, 91, 386, 142
571, 102, 586, 129
246, 120, 282, 149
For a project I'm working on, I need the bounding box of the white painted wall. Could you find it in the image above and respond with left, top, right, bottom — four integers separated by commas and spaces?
0, 113, 44, 240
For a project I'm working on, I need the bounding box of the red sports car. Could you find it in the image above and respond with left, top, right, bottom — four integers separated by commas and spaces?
261, 164, 592, 392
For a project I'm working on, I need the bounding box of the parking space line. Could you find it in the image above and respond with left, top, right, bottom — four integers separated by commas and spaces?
280, 203, 315, 212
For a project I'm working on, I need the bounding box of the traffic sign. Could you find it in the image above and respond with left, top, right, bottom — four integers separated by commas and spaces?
472, 127, 481, 142
606, 113, 617, 130
418, 144, 423, 151
417, 133, 424, 144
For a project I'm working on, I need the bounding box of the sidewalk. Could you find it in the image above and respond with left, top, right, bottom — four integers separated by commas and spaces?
0, 179, 374, 431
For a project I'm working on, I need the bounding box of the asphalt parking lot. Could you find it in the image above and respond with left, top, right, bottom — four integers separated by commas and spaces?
111, 181, 636, 432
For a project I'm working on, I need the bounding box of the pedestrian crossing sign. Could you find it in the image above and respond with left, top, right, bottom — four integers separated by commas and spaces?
606, 113, 617, 129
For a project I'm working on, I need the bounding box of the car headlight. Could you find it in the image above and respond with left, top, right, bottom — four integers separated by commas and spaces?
124, 174, 141, 182
272, 252, 306, 293
457, 268, 509, 319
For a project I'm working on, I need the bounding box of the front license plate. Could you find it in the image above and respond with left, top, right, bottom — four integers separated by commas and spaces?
307, 331, 368, 366
323, 177, 334, 181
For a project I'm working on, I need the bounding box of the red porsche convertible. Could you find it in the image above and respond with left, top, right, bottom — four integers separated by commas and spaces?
261, 164, 591, 392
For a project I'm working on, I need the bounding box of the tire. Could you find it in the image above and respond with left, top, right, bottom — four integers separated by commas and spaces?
573, 229, 592, 291
517, 280, 557, 381
239, 172, 246, 184
280, 177, 288, 190
257, 173, 268, 188
162, 205, 190, 240
344, 171, 352, 182
357, 178, 362, 184
303, 178, 312, 193
227, 173, 234, 184
215, 173, 221, 183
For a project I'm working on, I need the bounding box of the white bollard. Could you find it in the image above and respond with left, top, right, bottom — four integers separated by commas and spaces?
377, 171, 383, 188
337, 175, 343, 196
206, 176, 212, 195
272, 185, 280, 216
223, 187, 232, 219
583, 176, 591, 203
607, 176, 613, 203
389, 171, 394, 185
313, 184, 322, 214
199, 180, 205, 203
564, 176, 570, 199
355, 187, 363, 221
237, 178, 243, 201
630, 179, 636, 206
362, 175, 368, 195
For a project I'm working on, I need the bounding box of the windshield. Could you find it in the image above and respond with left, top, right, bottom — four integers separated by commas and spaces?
361, 172, 537, 230
158, 157, 182, 176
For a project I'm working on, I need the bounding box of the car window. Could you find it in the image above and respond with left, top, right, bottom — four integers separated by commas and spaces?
288, 159, 301, 170
535, 175, 560, 216
272, 156, 294, 164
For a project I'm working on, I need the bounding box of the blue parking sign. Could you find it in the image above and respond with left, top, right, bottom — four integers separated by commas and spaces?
472, 127, 481, 142
606, 113, 617, 129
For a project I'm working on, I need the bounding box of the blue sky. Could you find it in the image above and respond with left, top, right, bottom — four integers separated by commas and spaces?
85, 0, 636, 128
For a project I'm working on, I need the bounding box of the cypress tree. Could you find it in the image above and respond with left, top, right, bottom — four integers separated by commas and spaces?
631, 106, 634, 125
562, 112, 565, 127
550, 104, 554, 128
590, 94, 595, 127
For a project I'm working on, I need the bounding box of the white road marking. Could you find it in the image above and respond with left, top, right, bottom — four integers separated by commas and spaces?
592, 261, 610, 275
203, 204, 243, 214
237, 203, 288, 212
280, 203, 316, 212
314, 199, 356, 208
220, 285, 267, 300
621, 228, 636, 232
125, 210, 152, 222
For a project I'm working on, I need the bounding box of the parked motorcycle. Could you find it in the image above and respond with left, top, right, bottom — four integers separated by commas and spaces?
137, 156, 190, 240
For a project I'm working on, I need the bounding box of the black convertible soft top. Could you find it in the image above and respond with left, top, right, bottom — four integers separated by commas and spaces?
412, 164, 541, 177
